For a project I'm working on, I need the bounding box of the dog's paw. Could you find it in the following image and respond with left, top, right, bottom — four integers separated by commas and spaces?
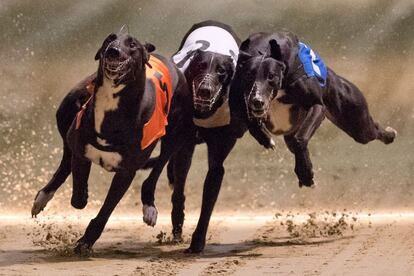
299, 179, 315, 188
143, 204, 158, 227
184, 236, 205, 254
385, 126, 397, 136
71, 190, 88, 210
184, 245, 203, 254
269, 138, 276, 151
384, 126, 397, 144
74, 241, 93, 257
172, 231, 183, 244
262, 137, 276, 150
31, 190, 55, 217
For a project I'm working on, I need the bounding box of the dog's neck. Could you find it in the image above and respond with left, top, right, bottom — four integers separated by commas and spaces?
93, 78, 125, 133
193, 88, 231, 128
91, 72, 146, 148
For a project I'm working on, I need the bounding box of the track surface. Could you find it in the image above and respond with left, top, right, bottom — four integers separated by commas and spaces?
0, 213, 413, 276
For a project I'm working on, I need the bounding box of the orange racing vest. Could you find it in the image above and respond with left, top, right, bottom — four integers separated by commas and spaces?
75, 56, 173, 150
141, 55, 173, 150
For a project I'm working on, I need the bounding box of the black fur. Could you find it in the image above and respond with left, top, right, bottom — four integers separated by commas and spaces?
31, 32, 193, 255
140, 21, 263, 253
230, 32, 397, 187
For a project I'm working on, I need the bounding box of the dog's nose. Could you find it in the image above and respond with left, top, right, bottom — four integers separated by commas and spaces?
106, 47, 120, 59
252, 97, 265, 109
198, 87, 212, 99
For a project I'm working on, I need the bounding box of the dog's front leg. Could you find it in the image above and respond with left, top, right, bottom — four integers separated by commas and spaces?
32, 143, 73, 217
71, 154, 91, 209
185, 136, 237, 254
141, 122, 195, 227
284, 104, 325, 187
75, 169, 136, 256
170, 141, 196, 242
248, 122, 275, 150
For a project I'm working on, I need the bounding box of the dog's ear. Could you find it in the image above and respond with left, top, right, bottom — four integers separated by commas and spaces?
269, 39, 282, 61
94, 49, 102, 60
237, 50, 253, 66
95, 33, 117, 60
142, 42, 156, 65
240, 38, 250, 51
144, 42, 156, 53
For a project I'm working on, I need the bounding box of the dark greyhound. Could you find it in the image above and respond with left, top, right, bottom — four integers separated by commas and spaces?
31, 29, 193, 255
230, 32, 397, 187
140, 21, 270, 253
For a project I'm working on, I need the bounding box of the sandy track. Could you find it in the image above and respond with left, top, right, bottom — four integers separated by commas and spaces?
0, 213, 413, 275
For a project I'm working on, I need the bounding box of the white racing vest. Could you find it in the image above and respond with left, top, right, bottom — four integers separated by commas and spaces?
172, 25, 239, 128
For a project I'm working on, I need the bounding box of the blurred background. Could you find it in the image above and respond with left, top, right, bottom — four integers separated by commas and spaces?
0, 0, 413, 215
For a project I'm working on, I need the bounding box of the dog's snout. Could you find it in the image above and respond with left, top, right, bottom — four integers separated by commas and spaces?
252, 96, 265, 109
198, 87, 212, 99
106, 47, 120, 59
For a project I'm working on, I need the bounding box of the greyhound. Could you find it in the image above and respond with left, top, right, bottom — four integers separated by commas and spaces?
31, 28, 193, 255
229, 31, 397, 188
140, 21, 272, 253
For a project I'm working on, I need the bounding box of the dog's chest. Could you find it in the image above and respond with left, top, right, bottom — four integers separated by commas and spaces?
83, 80, 126, 171
94, 80, 125, 134
265, 90, 294, 135
193, 99, 230, 128
84, 144, 122, 171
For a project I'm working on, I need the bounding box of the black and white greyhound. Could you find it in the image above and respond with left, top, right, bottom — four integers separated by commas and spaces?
230, 32, 397, 187
31, 29, 193, 255
140, 21, 267, 253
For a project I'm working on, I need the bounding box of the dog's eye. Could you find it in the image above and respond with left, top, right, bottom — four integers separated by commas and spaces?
130, 42, 137, 48
268, 73, 275, 80
216, 66, 226, 75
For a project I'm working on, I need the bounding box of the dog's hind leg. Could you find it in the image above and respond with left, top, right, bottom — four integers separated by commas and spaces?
70, 155, 91, 209
334, 114, 396, 145
284, 104, 325, 188
75, 170, 136, 256
185, 135, 237, 254
166, 158, 175, 189
326, 101, 397, 145
170, 142, 196, 242
324, 73, 397, 145
31, 142, 72, 217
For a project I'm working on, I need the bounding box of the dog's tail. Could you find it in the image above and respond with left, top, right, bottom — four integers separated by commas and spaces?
142, 157, 159, 170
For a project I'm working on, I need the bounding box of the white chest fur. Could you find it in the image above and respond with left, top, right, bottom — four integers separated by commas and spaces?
193, 99, 231, 128
84, 78, 125, 171
84, 144, 122, 171
266, 90, 293, 135
94, 78, 125, 134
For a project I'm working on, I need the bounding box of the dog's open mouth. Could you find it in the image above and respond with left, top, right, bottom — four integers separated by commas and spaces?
192, 74, 222, 112
104, 57, 132, 81
193, 87, 222, 112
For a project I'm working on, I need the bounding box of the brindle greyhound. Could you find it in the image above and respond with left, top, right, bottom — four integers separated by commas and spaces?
31, 29, 193, 255
230, 32, 397, 188
140, 21, 271, 253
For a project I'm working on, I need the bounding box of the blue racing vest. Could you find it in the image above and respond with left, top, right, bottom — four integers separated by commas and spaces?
298, 42, 327, 87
